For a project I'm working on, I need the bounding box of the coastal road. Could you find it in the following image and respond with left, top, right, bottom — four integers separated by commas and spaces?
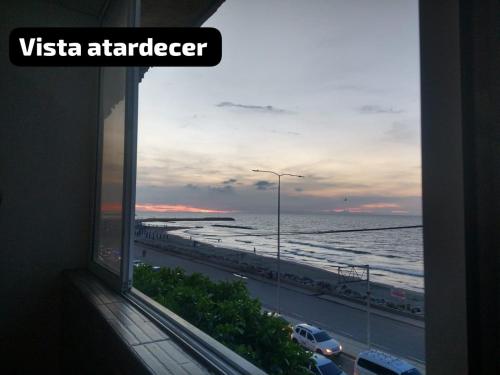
133, 242, 425, 373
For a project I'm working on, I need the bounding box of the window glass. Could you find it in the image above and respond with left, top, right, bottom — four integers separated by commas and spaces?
357, 358, 397, 375
94, 67, 126, 273
357, 358, 375, 372
307, 333, 314, 341
314, 331, 331, 342
318, 362, 343, 375
300, 330, 306, 337
93, 0, 129, 273
133, 0, 423, 374
402, 370, 421, 375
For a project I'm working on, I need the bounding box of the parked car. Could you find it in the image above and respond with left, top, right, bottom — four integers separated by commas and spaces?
291, 323, 342, 356
354, 350, 422, 375
308, 353, 347, 375
133, 260, 160, 272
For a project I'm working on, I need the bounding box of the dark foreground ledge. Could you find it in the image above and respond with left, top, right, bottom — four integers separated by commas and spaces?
61, 269, 211, 375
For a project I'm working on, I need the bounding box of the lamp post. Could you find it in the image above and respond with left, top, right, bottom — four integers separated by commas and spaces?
366, 264, 371, 349
252, 169, 303, 314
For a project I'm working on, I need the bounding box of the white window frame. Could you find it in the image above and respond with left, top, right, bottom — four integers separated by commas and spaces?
89, 0, 140, 293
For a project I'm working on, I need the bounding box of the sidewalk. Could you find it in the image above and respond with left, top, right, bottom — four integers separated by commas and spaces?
316, 294, 425, 329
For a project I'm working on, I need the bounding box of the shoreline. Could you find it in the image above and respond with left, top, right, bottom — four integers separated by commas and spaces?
134, 226, 425, 318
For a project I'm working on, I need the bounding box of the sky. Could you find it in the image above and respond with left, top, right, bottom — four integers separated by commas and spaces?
136, 0, 421, 215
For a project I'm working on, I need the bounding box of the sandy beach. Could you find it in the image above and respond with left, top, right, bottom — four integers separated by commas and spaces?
135, 226, 425, 318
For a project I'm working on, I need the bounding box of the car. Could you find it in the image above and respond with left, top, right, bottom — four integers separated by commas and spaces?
132, 259, 143, 267
354, 350, 422, 375
291, 323, 342, 356
264, 310, 291, 325
308, 353, 347, 375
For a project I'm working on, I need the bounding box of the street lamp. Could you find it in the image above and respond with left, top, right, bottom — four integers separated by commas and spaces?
252, 169, 303, 314
365, 264, 371, 349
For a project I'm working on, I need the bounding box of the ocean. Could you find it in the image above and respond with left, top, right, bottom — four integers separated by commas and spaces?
136, 212, 424, 293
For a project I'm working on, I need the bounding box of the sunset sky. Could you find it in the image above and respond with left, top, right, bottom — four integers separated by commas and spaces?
136, 0, 421, 215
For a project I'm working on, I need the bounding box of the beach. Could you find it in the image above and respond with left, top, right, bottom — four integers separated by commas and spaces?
137, 212, 425, 292
135, 225, 425, 318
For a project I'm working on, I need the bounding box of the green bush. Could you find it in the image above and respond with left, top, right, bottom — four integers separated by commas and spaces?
134, 264, 311, 374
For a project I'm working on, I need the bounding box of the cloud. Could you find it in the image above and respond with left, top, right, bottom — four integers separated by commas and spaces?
210, 185, 235, 193
136, 203, 229, 213
223, 178, 237, 185
185, 183, 234, 193
216, 101, 290, 114
358, 105, 405, 114
136, 182, 422, 216
255, 180, 276, 190
326, 202, 402, 214
360, 202, 401, 209
185, 183, 200, 190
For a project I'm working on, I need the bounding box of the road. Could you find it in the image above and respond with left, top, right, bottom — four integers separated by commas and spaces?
134, 242, 425, 374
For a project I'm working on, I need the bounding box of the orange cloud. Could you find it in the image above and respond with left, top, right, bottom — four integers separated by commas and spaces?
360, 203, 401, 209
324, 207, 373, 213
326, 202, 402, 214
348, 207, 373, 213
136, 203, 230, 213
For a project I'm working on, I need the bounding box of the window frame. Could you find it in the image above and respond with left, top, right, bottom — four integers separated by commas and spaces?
87, 1, 267, 374
85, 1, 487, 374
88, 0, 140, 293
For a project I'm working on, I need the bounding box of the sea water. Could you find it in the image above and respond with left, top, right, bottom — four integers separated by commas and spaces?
137, 212, 424, 293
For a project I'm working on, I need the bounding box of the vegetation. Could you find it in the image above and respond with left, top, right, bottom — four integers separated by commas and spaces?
134, 264, 311, 374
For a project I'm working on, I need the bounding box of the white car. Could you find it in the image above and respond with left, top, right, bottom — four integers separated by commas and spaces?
132, 259, 143, 267
354, 350, 422, 375
291, 323, 342, 356
308, 353, 347, 375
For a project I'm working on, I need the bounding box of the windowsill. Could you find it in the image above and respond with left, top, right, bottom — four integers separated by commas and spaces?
62, 269, 265, 375
126, 288, 266, 375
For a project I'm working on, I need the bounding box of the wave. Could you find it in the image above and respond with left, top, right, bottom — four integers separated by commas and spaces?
285, 250, 332, 261
287, 240, 371, 255
378, 254, 404, 259
171, 219, 423, 289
